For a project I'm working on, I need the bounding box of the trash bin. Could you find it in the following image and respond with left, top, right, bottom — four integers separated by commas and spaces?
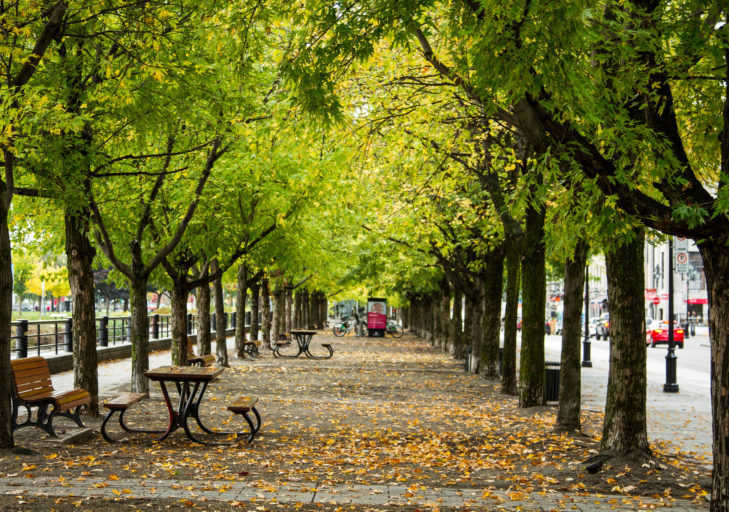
544, 361, 560, 402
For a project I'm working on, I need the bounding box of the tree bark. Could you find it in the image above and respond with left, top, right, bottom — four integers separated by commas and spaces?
502, 250, 520, 395
65, 208, 99, 416
235, 263, 248, 357
213, 271, 227, 366
285, 284, 293, 335
271, 284, 281, 342
601, 231, 649, 455
481, 248, 504, 378
0, 197, 13, 447
129, 275, 150, 393
250, 281, 260, 342
196, 283, 211, 355
699, 242, 729, 511
261, 278, 271, 347
452, 288, 464, 358
170, 282, 189, 366
557, 240, 587, 430
519, 203, 546, 407
440, 287, 451, 352
468, 285, 484, 374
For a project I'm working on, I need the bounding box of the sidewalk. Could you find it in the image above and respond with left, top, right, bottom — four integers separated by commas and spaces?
2, 334, 711, 511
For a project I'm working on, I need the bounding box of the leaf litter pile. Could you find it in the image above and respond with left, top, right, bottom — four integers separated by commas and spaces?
1, 333, 711, 510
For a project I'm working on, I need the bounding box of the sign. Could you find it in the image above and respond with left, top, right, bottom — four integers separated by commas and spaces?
674, 237, 689, 251
675, 251, 688, 273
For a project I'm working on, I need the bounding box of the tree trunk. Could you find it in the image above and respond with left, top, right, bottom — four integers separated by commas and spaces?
65, 209, 99, 416
271, 284, 281, 342
285, 284, 293, 335
0, 197, 13, 448
294, 290, 302, 328
481, 248, 504, 378
462, 292, 473, 366
519, 203, 546, 407
196, 283, 211, 356
452, 288, 463, 358
129, 275, 150, 393
698, 242, 729, 511
601, 231, 649, 455
250, 281, 260, 342
261, 278, 271, 347
213, 272, 228, 367
468, 285, 484, 374
440, 287, 451, 352
170, 282, 189, 366
502, 250, 520, 395
557, 240, 587, 430
235, 263, 247, 357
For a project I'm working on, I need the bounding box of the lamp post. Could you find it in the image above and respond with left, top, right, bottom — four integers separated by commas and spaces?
582, 265, 592, 367
664, 237, 679, 393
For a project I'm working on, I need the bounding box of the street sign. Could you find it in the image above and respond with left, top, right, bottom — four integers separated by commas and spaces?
675, 237, 688, 251
675, 251, 688, 273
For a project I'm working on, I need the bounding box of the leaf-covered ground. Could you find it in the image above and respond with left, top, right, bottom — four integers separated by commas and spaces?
1, 333, 711, 510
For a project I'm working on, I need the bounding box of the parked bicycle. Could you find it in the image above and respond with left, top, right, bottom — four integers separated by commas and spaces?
332, 317, 365, 337
385, 320, 404, 338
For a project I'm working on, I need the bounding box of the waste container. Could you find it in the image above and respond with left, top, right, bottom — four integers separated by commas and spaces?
544, 361, 560, 402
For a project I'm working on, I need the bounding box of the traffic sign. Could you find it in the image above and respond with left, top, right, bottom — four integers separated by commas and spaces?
675, 237, 688, 251
675, 251, 688, 273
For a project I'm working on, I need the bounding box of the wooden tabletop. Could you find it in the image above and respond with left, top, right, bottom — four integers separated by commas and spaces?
145, 365, 224, 382
289, 330, 317, 336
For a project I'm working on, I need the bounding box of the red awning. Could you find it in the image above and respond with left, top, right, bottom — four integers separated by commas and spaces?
687, 298, 708, 305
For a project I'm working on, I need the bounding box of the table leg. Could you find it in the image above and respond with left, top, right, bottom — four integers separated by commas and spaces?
157, 381, 182, 441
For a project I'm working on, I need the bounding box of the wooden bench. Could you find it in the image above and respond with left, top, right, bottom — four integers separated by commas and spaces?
227, 395, 261, 443
187, 354, 217, 367
10, 357, 90, 437
100, 392, 150, 442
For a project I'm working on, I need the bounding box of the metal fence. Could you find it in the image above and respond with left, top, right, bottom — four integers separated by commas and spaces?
10, 312, 237, 359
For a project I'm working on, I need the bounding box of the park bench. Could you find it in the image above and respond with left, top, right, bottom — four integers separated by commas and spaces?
10, 356, 90, 437
227, 395, 261, 443
100, 392, 149, 442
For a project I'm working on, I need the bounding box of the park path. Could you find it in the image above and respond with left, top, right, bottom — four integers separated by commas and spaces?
2, 332, 710, 511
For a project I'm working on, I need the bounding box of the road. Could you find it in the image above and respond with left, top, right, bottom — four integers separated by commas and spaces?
542, 328, 712, 462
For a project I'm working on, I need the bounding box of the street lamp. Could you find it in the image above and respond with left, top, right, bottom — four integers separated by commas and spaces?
664, 237, 679, 393
582, 265, 592, 367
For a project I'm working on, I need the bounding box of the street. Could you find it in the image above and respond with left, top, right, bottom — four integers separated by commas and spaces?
543, 328, 712, 462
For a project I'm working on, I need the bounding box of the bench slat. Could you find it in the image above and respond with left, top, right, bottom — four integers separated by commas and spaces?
228, 395, 258, 413
104, 392, 146, 410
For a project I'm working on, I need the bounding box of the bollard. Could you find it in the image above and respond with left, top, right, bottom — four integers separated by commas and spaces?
65, 318, 73, 352
99, 316, 109, 347
544, 361, 560, 402
17, 320, 28, 358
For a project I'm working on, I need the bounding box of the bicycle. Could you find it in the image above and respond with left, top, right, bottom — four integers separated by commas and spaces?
385, 320, 404, 338
332, 317, 365, 337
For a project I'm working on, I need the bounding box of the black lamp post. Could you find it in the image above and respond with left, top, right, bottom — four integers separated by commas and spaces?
582, 265, 592, 367
664, 237, 679, 393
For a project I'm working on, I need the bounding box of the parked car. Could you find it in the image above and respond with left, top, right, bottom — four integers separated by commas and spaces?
516, 319, 552, 334
595, 314, 610, 340
646, 319, 685, 348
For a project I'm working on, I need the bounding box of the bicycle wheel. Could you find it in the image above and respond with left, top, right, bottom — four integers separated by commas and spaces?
388, 325, 403, 338
333, 325, 346, 337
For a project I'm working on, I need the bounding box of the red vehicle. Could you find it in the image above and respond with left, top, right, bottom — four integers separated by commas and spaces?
646, 319, 685, 349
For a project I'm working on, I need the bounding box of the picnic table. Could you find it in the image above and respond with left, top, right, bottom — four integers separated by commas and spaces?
273, 330, 333, 359
144, 365, 229, 445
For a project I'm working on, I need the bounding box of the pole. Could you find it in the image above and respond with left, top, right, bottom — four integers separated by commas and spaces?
582, 264, 592, 367
664, 237, 679, 393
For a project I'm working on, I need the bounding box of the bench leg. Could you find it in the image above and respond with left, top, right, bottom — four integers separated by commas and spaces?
235, 407, 262, 443
101, 409, 120, 443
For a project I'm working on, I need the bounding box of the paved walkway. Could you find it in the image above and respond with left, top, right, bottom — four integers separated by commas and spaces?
3, 334, 711, 510
0, 475, 706, 510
